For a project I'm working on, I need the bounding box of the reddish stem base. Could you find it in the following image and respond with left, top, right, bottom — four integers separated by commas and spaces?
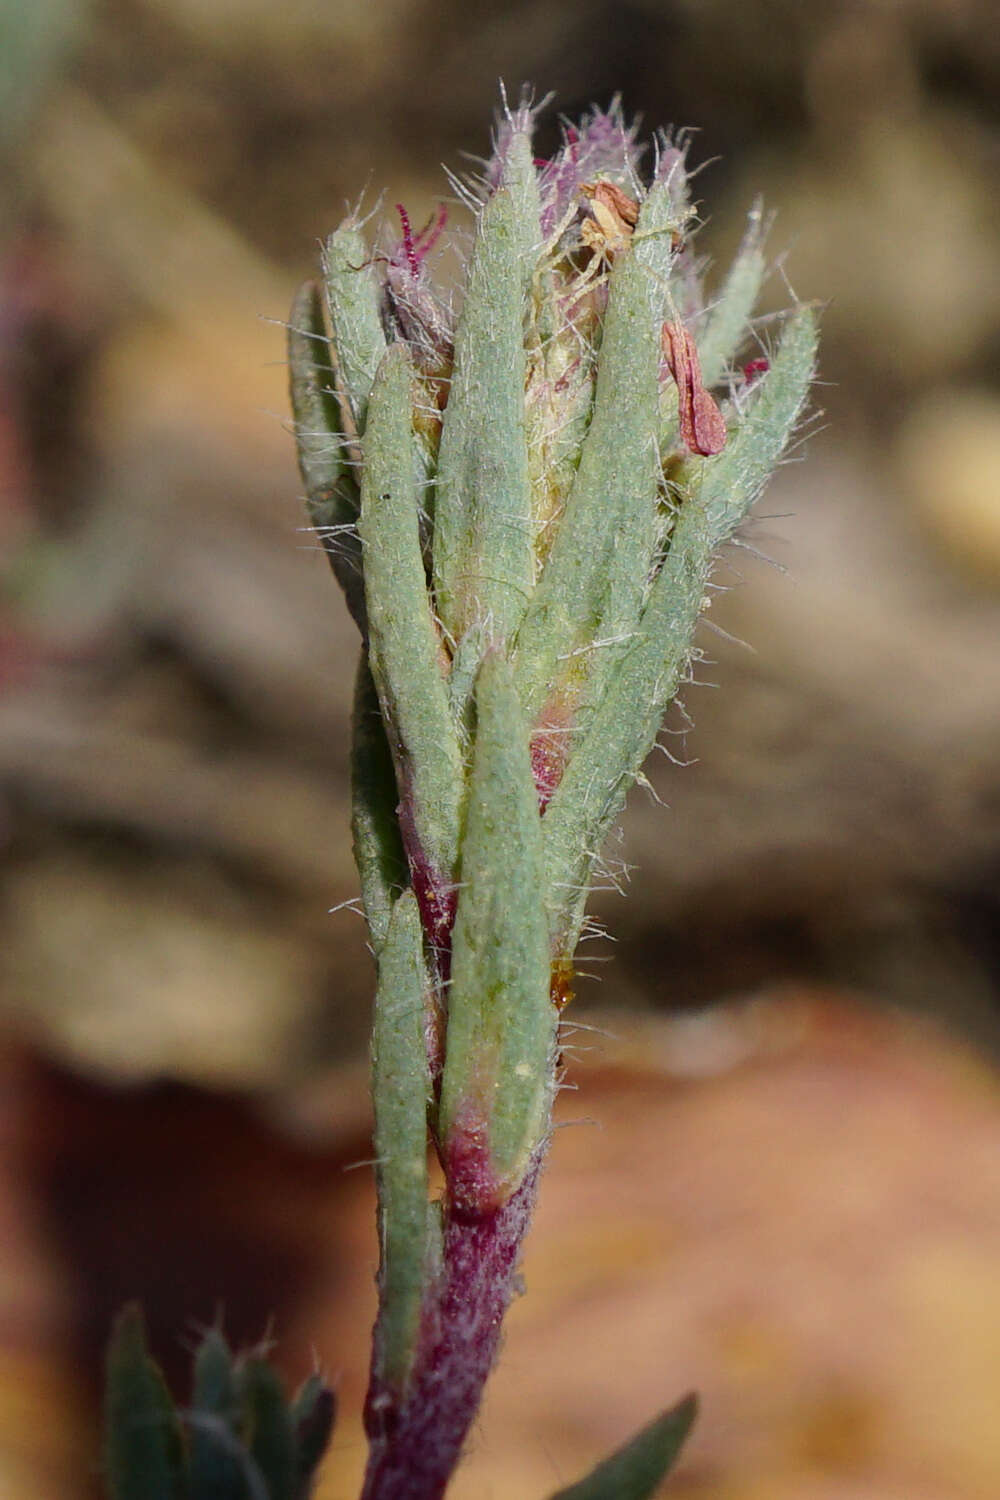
360, 1164, 540, 1500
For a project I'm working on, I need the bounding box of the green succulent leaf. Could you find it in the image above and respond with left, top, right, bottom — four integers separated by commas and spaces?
104, 1304, 185, 1500
684, 302, 819, 543
697, 203, 767, 387
189, 1327, 246, 1500
547, 1393, 698, 1500
290, 1375, 336, 1498
237, 1359, 296, 1500
350, 655, 408, 953
322, 222, 387, 432
287, 280, 365, 629
433, 184, 536, 648
370, 889, 436, 1395
192, 1327, 237, 1420
632, 175, 686, 288
359, 342, 464, 886
499, 127, 543, 266
439, 651, 554, 1209
543, 305, 818, 952
513, 214, 663, 725
287, 280, 346, 507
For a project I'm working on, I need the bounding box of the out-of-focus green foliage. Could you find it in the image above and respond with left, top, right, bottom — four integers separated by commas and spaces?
548, 1394, 699, 1500
104, 1306, 334, 1500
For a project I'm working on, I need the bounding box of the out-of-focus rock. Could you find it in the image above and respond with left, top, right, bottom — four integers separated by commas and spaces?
894, 388, 1000, 584
727, 110, 999, 391
3, 991, 999, 1499
3, 853, 338, 1087
306, 991, 1000, 1500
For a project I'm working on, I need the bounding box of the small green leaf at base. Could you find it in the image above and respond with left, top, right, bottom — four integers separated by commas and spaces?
547, 1393, 698, 1500
104, 1304, 185, 1500
237, 1359, 296, 1500
103, 1308, 336, 1500
189, 1326, 243, 1499
290, 1374, 337, 1498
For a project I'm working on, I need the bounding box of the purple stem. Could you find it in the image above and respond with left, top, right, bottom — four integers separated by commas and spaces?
361, 1161, 541, 1500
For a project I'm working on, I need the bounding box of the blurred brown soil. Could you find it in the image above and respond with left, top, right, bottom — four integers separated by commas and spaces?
4, 990, 998, 1500
0, 3, 999, 1495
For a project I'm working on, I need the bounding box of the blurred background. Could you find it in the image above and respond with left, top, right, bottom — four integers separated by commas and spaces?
1, 0, 999, 1496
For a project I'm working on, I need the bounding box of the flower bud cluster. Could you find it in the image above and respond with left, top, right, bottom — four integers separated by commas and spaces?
288, 92, 817, 1450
